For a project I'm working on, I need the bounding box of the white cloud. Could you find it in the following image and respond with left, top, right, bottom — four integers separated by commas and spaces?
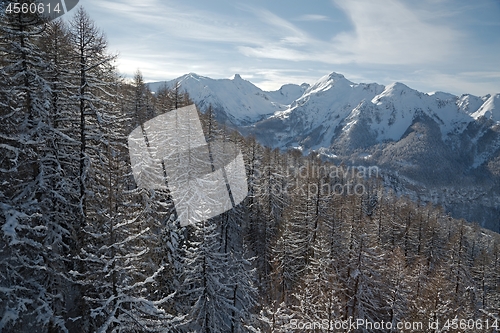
460, 72, 500, 80
90, 0, 267, 45
240, 6, 311, 46
82, 0, 499, 96
296, 14, 330, 22
330, 0, 461, 64
91, 0, 462, 67
236, 0, 462, 66
413, 70, 500, 96
238, 45, 309, 62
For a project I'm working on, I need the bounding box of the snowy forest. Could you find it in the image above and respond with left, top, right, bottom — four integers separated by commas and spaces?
1, 5, 500, 333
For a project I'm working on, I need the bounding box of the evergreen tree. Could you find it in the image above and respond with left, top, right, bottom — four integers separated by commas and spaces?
0, 4, 76, 331
67, 6, 116, 224
180, 218, 235, 333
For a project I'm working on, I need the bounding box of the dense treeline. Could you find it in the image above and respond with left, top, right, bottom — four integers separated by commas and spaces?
247, 148, 500, 332
1, 5, 499, 333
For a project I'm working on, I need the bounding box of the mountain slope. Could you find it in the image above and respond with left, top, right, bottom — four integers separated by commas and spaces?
149, 73, 308, 125
151, 72, 500, 232
472, 94, 500, 122
248, 77, 481, 153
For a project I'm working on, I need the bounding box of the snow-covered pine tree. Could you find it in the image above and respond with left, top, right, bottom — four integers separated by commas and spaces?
210, 204, 260, 333
78, 101, 179, 331
63, 7, 118, 328
487, 240, 500, 319
253, 147, 287, 300
179, 217, 236, 333
291, 227, 343, 331
175, 109, 259, 333
419, 205, 448, 271
383, 247, 411, 329
133, 69, 156, 125
342, 195, 385, 327
219, 129, 260, 333
445, 219, 477, 319
129, 69, 187, 329
472, 248, 493, 314
155, 83, 173, 114
39, 19, 74, 130
258, 301, 293, 333
36, 18, 85, 332
0, 4, 77, 331
271, 156, 329, 308
63, 9, 179, 331
240, 136, 265, 281
270, 210, 306, 307
67, 6, 116, 224
171, 81, 191, 110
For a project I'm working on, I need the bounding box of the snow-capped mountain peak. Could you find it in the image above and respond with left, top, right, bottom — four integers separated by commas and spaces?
372, 82, 421, 104
149, 71, 498, 148
150, 73, 305, 125
472, 93, 500, 122
306, 72, 353, 95
266, 83, 309, 105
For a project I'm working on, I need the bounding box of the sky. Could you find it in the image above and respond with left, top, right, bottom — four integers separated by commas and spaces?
74, 0, 500, 96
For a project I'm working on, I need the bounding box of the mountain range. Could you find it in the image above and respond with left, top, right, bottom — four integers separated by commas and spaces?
149, 72, 500, 232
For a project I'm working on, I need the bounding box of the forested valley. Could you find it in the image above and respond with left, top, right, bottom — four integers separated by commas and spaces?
1, 6, 499, 333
